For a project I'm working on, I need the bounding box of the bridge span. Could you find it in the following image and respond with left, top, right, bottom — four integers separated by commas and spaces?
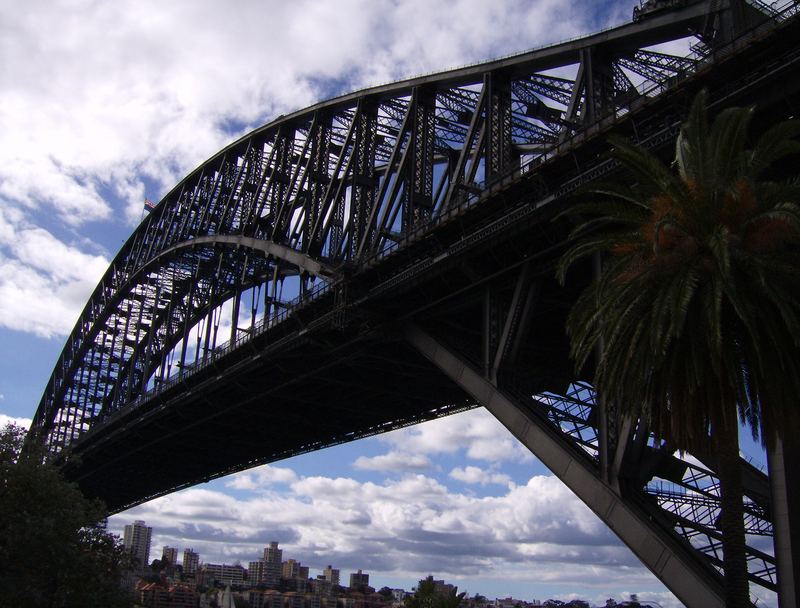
30, 1, 800, 605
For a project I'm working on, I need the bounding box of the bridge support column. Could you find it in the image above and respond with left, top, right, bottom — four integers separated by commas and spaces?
404, 87, 436, 230
769, 438, 800, 608
404, 323, 726, 608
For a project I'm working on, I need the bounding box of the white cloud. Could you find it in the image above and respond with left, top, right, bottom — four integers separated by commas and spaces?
0, 413, 32, 429
381, 409, 534, 464
226, 465, 299, 490
1, 0, 617, 209
109, 471, 666, 597
0, 0, 632, 340
0, 209, 108, 337
449, 466, 512, 487
353, 451, 433, 472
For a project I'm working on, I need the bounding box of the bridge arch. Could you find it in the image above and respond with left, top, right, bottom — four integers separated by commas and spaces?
92, 236, 338, 419
29, 2, 800, 606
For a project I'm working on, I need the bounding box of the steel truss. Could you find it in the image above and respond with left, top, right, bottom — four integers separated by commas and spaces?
29, 1, 800, 606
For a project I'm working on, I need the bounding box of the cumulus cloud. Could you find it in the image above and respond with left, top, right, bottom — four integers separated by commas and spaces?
380, 408, 534, 464
109, 472, 658, 594
226, 465, 299, 490
0, 413, 33, 429
0, 209, 108, 337
0, 0, 631, 339
449, 466, 512, 487
0, 0, 618, 230
353, 451, 433, 472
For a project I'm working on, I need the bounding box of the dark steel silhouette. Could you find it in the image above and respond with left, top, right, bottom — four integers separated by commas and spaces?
30, 1, 800, 605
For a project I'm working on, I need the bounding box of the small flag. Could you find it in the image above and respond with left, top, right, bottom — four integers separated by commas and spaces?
144, 198, 156, 213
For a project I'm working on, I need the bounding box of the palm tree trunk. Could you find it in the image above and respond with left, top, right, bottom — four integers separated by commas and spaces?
715, 417, 751, 608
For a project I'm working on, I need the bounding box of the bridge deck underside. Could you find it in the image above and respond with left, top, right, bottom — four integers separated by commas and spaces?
65, 335, 473, 513
65, 189, 581, 513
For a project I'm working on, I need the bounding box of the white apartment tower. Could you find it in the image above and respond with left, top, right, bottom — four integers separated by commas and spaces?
123, 520, 152, 570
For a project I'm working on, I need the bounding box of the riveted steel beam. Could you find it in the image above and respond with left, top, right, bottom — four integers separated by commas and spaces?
405, 324, 726, 608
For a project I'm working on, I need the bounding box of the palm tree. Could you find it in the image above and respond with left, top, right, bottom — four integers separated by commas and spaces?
556, 90, 800, 607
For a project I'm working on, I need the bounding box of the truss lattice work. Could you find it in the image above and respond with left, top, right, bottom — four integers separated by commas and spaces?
29, 2, 800, 606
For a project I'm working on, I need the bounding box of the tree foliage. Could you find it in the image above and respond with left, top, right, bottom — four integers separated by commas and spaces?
405, 577, 465, 608
557, 90, 800, 607
0, 423, 133, 607
558, 90, 800, 451
378, 586, 395, 599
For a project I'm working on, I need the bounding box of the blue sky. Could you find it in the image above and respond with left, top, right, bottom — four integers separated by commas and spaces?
0, 1, 776, 607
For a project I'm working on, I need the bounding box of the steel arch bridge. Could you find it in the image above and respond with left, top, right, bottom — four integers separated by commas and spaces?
29, 1, 800, 606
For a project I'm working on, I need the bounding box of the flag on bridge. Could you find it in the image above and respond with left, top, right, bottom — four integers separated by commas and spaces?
143, 198, 156, 213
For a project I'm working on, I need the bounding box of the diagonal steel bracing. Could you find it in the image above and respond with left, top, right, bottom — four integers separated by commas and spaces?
404, 324, 727, 608
28, 1, 800, 605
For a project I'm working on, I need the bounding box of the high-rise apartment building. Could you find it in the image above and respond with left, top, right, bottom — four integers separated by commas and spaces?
202, 563, 247, 586
123, 520, 152, 570
249, 541, 283, 587
263, 541, 283, 564
349, 569, 369, 590
283, 558, 310, 579
323, 565, 340, 586
282, 558, 300, 579
249, 560, 266, 585
262, 541, 282, 587
162, 546, 178, 564
183, 548, 199, 575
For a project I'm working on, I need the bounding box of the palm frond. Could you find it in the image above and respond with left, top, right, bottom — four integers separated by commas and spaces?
556, 88, 800, 452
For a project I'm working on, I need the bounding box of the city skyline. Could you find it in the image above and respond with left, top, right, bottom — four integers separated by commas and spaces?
134, 535, 351, 587
0, 2, 776, 608
116, 529, 563, 604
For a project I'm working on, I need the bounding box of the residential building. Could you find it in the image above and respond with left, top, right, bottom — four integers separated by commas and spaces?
183, 548, 199, 575
249, 589, 285, 608
432, 580, 457, 597
323, 565, 340, 586
162, 546, 178, 564
202, 562, 247, 586
263, 541, 283, 587
264, 541, 283, 564
138, 581, 198, 608
314, 577, 334, 597
284, 591, 304, 608
123, 520, 152, 571
286, 577, 309, 593
219, 585, 235, 608
283, 558, 301, 579
349, 570, 369, 590
306, 592, 322, 608
494, 600, 541, 608
391, 589, 408, 603
250, 560, 267, 585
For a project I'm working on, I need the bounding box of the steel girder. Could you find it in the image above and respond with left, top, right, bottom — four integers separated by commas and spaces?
29, 1, 800, 605
404, 324, 728, 608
